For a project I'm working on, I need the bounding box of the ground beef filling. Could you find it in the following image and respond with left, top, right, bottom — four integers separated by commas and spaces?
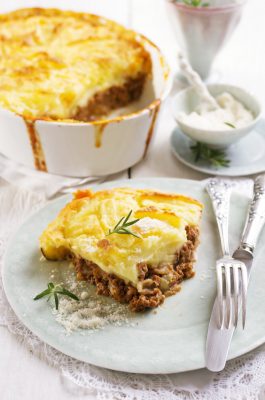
73, 74, 147, 122
72, 226, 199, 311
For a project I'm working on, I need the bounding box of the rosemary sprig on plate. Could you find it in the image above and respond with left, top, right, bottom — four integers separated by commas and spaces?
34, 282, 79, 310
190, 142, 230, 168
106, 210, 141, 238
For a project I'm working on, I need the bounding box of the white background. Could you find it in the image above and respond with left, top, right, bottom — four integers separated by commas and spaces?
0, 1, 265, 399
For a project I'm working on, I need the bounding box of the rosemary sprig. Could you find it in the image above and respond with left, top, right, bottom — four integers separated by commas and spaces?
190, 142, 230, 168
106, 210, 141, 238
224, 122, 236, 129
34, 282, 79, 310
176, 0, 209, 7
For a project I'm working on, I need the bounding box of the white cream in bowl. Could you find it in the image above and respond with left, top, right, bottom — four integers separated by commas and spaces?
173, 84, 261, 149
178, 92, 254, 131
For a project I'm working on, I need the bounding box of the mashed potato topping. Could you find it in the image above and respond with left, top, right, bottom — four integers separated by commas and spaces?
40, 188, 202, 286
0, 8, 151, 120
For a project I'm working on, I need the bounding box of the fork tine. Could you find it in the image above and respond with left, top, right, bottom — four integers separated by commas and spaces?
241, 264, 248, 329
225, 265, 232, 329
217, 264, 224, 329
232, 265, 239, 328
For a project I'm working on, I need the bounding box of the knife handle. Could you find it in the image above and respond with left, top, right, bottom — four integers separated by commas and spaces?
241, 175, 265, 253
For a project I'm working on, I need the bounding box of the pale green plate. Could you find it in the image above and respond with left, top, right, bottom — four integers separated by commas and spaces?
3, 178, 265, 374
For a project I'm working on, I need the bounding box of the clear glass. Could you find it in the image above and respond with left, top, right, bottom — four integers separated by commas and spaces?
165, 0, 247, 79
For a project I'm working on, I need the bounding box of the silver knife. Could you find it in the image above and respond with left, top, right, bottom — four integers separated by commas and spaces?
206, 175, 265, 372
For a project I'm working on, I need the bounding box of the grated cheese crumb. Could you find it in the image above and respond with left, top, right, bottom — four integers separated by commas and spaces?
50, 269, 133, 334
80, 291, 89, 300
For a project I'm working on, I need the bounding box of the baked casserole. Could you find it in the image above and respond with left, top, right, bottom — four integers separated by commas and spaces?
40, 188, 203, 311
0, 8, 152, 122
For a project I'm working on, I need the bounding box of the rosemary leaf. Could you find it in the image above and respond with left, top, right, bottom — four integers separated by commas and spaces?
118, 228, 141, 238
54, 292, 59, 310
123, 209, 132, 224
224, 122, 236, 129
48, 282, 54, 290
34, 283, 79, 310
107, 210, 141, 238
56, 288, 80, 301
33, 288, 51, 300
177, 0, 209, 6
113, 216, 125, 230
123, 219, 140, 227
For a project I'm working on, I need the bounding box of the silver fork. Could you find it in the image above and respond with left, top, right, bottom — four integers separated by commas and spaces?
207, 179, 248, 329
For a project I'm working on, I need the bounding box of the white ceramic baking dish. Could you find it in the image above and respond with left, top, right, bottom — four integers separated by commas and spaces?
0, 31, 171, 177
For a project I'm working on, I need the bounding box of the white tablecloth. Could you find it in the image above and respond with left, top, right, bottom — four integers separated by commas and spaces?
1, 1, 265, 399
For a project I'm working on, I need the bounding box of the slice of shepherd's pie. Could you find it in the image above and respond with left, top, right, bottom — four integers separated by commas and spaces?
40, 188, 203, 311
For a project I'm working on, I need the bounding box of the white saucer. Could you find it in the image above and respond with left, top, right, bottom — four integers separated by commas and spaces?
170, 119, 265, 176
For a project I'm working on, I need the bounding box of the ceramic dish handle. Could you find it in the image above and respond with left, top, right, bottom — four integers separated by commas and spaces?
206, 179, 233, 257
240, 175, 265, 253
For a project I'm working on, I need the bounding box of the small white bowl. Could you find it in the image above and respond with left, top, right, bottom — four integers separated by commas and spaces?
172, 84, 262, 149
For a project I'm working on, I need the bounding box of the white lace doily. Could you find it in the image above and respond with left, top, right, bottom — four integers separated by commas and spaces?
1, 180, 265, 400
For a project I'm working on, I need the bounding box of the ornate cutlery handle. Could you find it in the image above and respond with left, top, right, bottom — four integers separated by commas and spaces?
206, 179, 232, 257
240, 175, 265, 253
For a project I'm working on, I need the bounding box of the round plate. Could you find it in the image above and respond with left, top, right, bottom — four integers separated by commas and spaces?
170, 119, 265, 176
3, 178, 265, 374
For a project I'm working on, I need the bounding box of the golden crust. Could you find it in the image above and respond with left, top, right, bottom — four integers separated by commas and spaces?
40, 187, 203, 286
0, 8, 152, 121
73, 188, 203, 207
